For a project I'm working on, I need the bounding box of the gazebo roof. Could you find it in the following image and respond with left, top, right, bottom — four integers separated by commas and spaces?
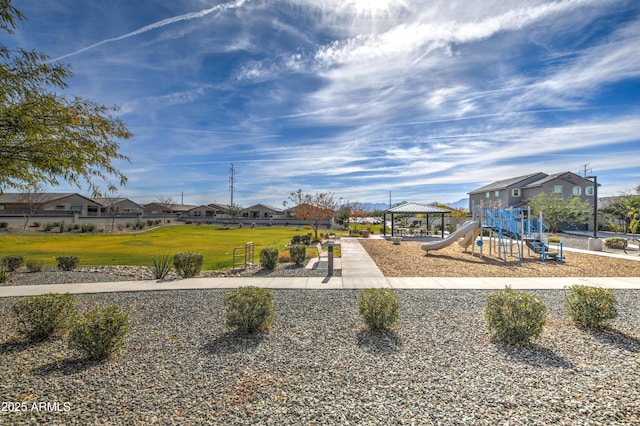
385, 202, 450, 214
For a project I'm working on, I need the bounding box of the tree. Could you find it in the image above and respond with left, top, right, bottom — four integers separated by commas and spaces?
19, 183, 43, 229
283, 189, 304, 228
528, 192, 592, 233
0, 1, 132, 195
601, 192, 640, 233
226, 203, 243, 224
156, 197, 175, 224
284, 191, 339, 240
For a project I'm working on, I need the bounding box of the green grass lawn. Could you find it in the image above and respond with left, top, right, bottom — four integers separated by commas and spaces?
0, 225, 318, 270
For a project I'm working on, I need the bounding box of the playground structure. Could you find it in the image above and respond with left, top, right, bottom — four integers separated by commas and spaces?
421, 207, 563, 265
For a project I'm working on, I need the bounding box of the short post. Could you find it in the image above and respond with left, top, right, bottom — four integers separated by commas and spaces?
327, 243, 334, 276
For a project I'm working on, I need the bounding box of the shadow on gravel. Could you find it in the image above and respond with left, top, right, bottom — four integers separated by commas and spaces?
201, 332, 266, 356
33, 358, 102, 376
587, 328, 640, 353
356, 330, 402, 355
0, 337, 44, 355
495, 343, 576, 370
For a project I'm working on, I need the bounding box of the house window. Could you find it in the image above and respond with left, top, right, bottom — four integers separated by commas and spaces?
56, 204, 65, 210
494, 191, 500, 197
572, 186, 582, 196
485, 192, 490, 198
512, 188, 520, 197
554, 185, 563, 194
586, 186, 594, 196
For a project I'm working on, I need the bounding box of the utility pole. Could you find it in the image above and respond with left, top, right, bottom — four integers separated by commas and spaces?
229, 163, 235, 206
580, 164, 592, 177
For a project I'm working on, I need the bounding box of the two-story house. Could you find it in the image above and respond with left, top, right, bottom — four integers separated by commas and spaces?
469, 171, 596, 211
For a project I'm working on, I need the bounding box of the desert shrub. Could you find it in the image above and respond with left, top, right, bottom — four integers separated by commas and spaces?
173, 252, 203, 278
2, 255, 25, 272
32, 222, 42, 228
26, 259, 44, 273
289, 244, 307, 266
68, 305, 128, 360
57, 256, 79, 271
358, 288, 400, 331
0, 222, 8, 228
290, 234, 311, 245
11, 293, 76, 342
80, 223, 95, 233
0, 264, 11, 283
150, 254, 172, 279
224, 287, 274, 333
260, 248, 279, 270
484, 287, 546, 345
548, 235, 561, 243
565, 285, 618, 329
604, 237, 627, 250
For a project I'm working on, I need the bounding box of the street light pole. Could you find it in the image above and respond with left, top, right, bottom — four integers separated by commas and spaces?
586, 175, 597, 238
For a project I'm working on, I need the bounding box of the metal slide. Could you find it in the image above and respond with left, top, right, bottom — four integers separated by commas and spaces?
421, 220, 481, 253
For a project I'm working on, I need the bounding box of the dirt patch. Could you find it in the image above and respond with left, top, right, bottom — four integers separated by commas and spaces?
359, 239, 640, 277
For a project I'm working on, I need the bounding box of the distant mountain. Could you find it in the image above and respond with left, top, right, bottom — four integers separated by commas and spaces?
444, 198, 469, 210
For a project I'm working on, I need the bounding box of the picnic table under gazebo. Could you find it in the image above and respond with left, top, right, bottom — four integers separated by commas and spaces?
383, 202, 451, 238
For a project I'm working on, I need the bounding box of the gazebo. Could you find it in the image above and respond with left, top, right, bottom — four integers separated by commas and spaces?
383, 202, 451, 238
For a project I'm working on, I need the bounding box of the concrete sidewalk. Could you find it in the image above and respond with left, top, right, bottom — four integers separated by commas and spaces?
1, 237, 639, 298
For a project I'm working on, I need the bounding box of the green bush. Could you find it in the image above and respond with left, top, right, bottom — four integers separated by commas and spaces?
260, 248, 279, 270
604, 237, 627, 249
150, 254, 172, 279
57, 256, 80, 271
80, 223, 95, 233
68, 305, 128, 360
358, 288, 400, 331
11, 293, 76, 342
224, 287, 274, 333
0, 264, 12, 283
565, 285, 618, 329
0, 222, 8, 228
291, 234, 311, 245
173, 251, 203, 278
289, 244, 307, 266
2, 255, 25, 272
484, 287, 547, 345
26, 259, 44, 273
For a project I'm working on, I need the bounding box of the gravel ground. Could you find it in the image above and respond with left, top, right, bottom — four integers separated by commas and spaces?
1, 289, 639, 425
360, 233, 640, 278
4, 262, 339, 286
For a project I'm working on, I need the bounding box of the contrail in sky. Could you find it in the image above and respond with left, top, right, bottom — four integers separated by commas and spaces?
53, 0, 249, 61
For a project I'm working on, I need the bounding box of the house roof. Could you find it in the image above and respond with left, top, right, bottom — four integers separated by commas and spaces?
468, 173, 546, 194
385, 202, 450, 214
92, 197, 144, 208
245, 203, 283, 213
207, 203, 231, 211
522, 171, 591, 188
0, 192, 102, 205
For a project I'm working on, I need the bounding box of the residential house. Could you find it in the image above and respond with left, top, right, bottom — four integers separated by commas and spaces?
242, 204, 284, 220
185, 205, 218, 219
0, 193, 103, 216
93, 197, 144, 216
143, 203, 197, 217
469, 171, 597, 211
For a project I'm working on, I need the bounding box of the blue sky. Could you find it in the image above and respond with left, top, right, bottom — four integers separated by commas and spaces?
3, 0, 640, 207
